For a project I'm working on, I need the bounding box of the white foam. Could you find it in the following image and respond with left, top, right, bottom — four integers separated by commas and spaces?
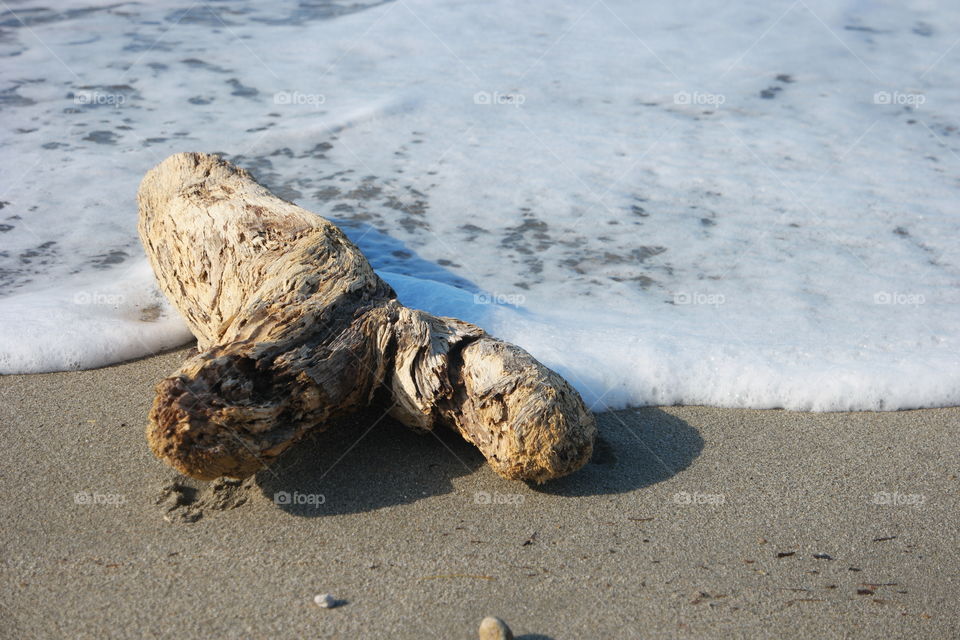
0, 262, 192, 372
1, 0, 958, 410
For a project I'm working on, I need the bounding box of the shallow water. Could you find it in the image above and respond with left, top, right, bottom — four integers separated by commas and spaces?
1, 0, 958, 410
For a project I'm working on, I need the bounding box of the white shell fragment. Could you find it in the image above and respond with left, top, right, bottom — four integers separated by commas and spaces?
314, 593, 336, 609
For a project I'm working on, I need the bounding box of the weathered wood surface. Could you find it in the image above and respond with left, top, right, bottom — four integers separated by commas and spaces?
138, 152, 596, 483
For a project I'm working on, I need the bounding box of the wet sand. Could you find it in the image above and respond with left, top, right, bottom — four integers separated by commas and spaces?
1, 347, 957, 638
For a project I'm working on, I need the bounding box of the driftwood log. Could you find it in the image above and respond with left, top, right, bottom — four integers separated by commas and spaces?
138, 152, 596, 483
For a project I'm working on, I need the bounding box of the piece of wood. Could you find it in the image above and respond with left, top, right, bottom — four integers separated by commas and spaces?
138, 152, 596, 483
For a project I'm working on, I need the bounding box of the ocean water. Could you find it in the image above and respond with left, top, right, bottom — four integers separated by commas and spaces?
1, 0, 958, 410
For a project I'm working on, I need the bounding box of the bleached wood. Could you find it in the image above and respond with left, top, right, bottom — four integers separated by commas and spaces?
138, 152, 595, 483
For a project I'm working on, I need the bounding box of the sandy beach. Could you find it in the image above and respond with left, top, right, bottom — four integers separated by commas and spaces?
0, 347, 956, 639
3, 1, 960, 638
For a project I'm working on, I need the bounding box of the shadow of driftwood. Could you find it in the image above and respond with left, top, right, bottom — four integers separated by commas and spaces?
533, 407, 703, 497
334, 218, 482, 295
255, 407, 485, 516
256, 406, 702, 515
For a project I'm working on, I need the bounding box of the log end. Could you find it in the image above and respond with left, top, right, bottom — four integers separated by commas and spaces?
147, 376, 275, 481
484, 386, 596, 485
452, 339, 597, 484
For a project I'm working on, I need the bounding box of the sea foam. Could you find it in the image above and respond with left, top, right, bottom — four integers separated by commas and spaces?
1, 0, 958, 410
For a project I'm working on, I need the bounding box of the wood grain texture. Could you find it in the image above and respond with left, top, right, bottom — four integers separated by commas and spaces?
138, 152, 596, 483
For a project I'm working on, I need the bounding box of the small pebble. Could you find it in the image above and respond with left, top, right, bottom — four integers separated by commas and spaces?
314, 593, 336, 609
478, 616, 513, 640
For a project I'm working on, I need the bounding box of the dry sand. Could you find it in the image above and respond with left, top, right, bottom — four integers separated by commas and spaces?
0, 347, 957, 639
